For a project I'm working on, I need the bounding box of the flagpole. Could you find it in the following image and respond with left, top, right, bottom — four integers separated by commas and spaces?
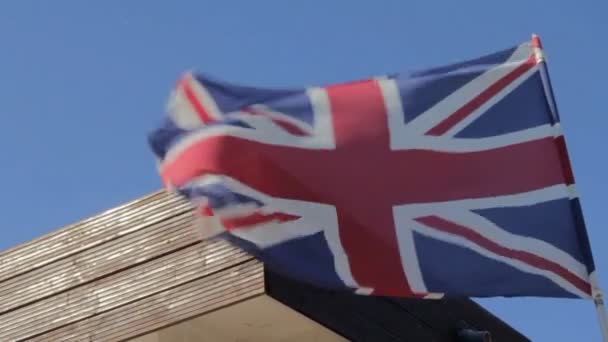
531, 33, 608, 342
591, 273, 608, 342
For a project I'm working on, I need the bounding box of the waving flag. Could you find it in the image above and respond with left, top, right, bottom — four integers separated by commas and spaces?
148, 36, 596, 299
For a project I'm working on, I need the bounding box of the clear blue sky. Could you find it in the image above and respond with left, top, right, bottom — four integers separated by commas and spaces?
1, 1, 606, 340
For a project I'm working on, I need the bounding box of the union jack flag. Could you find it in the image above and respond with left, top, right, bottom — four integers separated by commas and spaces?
149, 36, 596, 299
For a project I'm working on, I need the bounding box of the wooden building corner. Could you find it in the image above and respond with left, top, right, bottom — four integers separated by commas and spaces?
0, 191, 530, 341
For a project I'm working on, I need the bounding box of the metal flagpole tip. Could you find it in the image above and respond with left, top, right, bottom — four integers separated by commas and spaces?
531, 33, 545, 63
531, 33, 543, 48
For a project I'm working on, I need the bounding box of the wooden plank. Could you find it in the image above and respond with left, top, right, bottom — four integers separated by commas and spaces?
0, 191, 192, 282
0, 240, 252, 341
0, 212, 199, 315
29, 260, 264, 342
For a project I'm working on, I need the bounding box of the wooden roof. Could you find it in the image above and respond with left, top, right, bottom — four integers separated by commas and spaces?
0, 190, 530, 341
